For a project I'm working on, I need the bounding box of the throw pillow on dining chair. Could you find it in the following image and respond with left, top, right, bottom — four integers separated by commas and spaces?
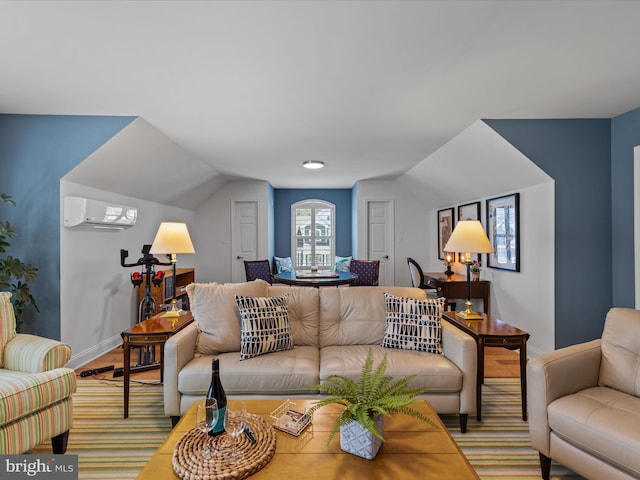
274, 256, 293, 273
334, 255, 352, 272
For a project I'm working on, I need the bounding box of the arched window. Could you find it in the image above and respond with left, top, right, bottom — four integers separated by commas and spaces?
291, 199, 335, 270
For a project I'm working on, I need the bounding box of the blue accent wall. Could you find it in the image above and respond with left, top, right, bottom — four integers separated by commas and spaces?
611, 108, 640, 308
0, 114, 135, 338
484, 119, 612, 348
273, 189, 352, 260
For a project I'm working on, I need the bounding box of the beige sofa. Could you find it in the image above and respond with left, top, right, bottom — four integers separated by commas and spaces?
164, 280, 477, 431
527, 308, 640, 480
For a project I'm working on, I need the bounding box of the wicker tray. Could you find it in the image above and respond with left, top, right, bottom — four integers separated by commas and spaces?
172, 412, 277, 480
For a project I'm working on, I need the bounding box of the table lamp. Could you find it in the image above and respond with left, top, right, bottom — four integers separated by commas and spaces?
443, 220, 493, 319
150, 222, 195, 318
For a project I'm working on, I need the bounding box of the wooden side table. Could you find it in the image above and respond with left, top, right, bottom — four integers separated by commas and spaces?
443, 311, 530, 422
120, 311, 194, 418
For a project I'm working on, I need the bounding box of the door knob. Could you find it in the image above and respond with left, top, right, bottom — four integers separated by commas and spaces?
382, 255, 389, 260
236, 255, 244, 260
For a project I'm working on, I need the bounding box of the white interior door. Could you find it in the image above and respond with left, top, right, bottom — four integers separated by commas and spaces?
367, 200, 394, 286
232, 201, 258, 282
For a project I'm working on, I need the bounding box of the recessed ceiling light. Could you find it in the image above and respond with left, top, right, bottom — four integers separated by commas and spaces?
303, 160, 325, 169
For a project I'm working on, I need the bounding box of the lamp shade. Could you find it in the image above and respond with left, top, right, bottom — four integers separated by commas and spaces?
149, 222, 195, 254
443, 220, 493, 254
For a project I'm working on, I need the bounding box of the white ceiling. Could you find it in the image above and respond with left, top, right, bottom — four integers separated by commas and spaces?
3, 1, 640, 191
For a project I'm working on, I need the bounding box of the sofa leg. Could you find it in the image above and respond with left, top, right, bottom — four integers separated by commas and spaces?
459, 413, 468, 433
51, 431, 69, 454
171, 416, 181, 428
539, 453, 551, 480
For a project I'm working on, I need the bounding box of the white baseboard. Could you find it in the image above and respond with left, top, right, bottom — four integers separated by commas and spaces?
66, 334, 122, 370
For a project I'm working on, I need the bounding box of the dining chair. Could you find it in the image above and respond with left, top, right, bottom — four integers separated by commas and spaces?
349, 259, 380, 286
406, 257, 440, 299
243, 259, 273, 284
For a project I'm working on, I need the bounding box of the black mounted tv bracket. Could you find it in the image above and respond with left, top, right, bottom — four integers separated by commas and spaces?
120, 245, 171, 373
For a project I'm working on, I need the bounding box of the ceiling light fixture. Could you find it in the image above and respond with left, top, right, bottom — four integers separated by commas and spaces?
303, 160, 325, 169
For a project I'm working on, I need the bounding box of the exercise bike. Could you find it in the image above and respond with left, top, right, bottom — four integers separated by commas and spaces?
120, 245, 172, 371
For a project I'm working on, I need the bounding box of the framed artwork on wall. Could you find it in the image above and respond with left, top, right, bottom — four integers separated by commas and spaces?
457, 201, 482, 263
457, 201, 480, 222
486, 193, 520, 272
437, 207, 455, 260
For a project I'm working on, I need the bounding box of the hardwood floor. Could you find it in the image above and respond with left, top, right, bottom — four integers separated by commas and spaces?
76, 344, 521, 381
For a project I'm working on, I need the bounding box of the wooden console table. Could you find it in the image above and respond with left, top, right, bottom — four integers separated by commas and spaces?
121, 311, 193, 418
424, 272, 490, 314
443, 311, 529, 422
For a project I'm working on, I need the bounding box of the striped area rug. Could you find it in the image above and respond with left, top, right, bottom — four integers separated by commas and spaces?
31, 378, 584, 479
440, 378, 582, 480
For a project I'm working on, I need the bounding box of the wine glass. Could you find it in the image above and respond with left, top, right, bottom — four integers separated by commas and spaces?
223, 406, 246, 463
195, 399, 219, 459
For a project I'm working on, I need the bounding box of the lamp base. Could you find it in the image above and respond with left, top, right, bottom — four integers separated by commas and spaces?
456, 299, 484, 320
456, 310, 483, 320
161, 300, 183, 318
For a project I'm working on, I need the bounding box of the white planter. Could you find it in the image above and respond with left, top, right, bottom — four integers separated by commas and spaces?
339, 415, 384, 460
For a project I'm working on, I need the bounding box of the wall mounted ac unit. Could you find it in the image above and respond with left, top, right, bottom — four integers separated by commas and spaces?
63, 196, 137, 229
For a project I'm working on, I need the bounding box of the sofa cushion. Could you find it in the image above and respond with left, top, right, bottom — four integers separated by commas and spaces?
548, 386, 640, 478
318, 286, 427, 348
186, 280, 269, 355
0, 292, 17, 369
178, 346, 320, 395
320, 345, 462, 393
599, 308, 640, 396
0, 368, 76, 426
382, 293, 445, 354
267, 285, 319, 346
236, 295, 294, 360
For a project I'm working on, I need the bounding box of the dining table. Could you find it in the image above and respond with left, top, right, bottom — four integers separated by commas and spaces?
273, 269, 357, 287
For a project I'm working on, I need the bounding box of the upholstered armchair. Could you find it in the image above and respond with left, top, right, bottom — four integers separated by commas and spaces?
0, 292, 76, 453
527, 308, 640, 480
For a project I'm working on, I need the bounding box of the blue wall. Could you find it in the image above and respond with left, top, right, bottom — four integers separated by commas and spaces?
273, 189, 352, 259
611, 108, 640, 308
485, 119, 612, 348
0, 114, 135, 338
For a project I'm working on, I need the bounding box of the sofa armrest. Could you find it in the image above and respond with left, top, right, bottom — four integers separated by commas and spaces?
164, 322, 199, 417
527, 339, 602, 456
4, 334, 72, 373
441, 320, 477, 415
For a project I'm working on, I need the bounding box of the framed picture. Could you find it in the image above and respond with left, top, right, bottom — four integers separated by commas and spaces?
437, 207, 455, 260
457, 201, 480, 222
486, 193, 520, 272
457, 201, 481, 263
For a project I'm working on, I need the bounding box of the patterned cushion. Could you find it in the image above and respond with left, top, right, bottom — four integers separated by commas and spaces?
236, 295, 294, 360
382, 293, 445, 354
334, 256, 352, 272
274, 256, 293, 273
0, 292, 17, 369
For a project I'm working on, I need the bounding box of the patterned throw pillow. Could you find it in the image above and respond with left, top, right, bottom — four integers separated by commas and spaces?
334, 255, 352, 272
274, 256, 293, 273
382, 293, 445, 354
235, 294, 294, 360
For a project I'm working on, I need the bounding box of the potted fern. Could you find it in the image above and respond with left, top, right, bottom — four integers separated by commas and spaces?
308, 349, 438, 459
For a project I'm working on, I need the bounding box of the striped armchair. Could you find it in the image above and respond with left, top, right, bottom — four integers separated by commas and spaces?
0, 292, 76, 454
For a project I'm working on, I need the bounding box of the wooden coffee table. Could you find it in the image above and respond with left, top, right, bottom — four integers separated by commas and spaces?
136, 399, 479, 479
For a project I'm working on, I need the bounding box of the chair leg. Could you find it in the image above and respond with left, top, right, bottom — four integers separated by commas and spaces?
51, 430, 69, 454
459, 413, 468, 433
539, 452, 551, 480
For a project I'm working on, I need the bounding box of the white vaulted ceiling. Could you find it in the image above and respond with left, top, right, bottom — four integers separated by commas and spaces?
2, 1, 640, 202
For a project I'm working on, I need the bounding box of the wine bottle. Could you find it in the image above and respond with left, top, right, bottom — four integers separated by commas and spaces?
207, 358, 227, 436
